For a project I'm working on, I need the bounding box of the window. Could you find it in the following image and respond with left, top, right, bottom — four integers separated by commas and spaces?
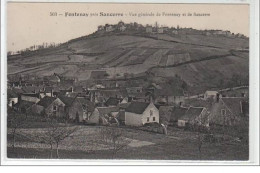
153, 117, 155, 121
53, 106, 57, 116
221, 109, 226, 116
53, 106, 57, 111
150, 110, 153, 116
147, 117, 149, 122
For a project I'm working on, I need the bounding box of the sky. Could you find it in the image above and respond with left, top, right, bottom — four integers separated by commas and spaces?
7, 3, 249, 52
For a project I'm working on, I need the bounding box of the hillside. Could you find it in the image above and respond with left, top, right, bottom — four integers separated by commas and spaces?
8, 30, 249, 94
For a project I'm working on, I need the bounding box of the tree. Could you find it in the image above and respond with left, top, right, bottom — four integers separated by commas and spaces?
187, 111, 210, 160
100, 127, 132, 158
7, 111, 27, 153
32, 118, 77, 158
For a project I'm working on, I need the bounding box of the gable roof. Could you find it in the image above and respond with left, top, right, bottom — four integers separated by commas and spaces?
7, 89, 18, 98
159, 106, 188, 123
37, 97, 58, 108
58, 95, 77, 106
221, 97, 246, 116
22, 86, 42, 93
21, 93, 40, 98
77, 98, 95, 112
205, 91, 218, 95
105, 97, 122, 106
179, 107, 205, 121
119, 102, 131, 109
97, 106, 119, 116
14, 100, 35, 109
125, 102, 150, 114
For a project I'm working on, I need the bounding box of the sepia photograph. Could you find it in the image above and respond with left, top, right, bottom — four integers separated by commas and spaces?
1, 0, 259, 165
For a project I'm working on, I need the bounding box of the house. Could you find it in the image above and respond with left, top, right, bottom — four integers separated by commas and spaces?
210, 97, 249, 126
7, 89, 19, 107
125, 101, 159, 126
159, 106, 188, 125
105, 25, 115, 32
21, 93, 41, 103
105, 97, 122, 107
146, 26, 153, 33
13, 100, 35, 114
204, 90, 219, 100
44, 73, 61, 84
44, 86, 60, 97
98, 25, 104, 31
58, 96, 84, 122
119, 25, 127, 32
177, 107, 209, 127
22, 86, 43, 93
32, 96, 65, 116
88, 106, 119, 125
172, 30, 178, 35
157, 28, 164, 33
154, 85, 185, 105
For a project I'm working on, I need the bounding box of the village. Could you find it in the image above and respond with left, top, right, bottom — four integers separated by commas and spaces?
7, 70, 249, 134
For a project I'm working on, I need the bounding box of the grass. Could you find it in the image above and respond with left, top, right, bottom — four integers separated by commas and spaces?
7, 124, 249, 160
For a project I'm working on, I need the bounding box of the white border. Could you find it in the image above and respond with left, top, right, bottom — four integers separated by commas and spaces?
1, 0, 259, 166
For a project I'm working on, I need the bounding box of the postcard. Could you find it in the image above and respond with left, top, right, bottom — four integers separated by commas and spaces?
1, 0, 259, 166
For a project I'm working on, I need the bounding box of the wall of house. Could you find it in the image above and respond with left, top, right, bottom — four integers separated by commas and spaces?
168, 96, 185, 105
125, 112, 143, 126
21, 95, 40, 103
32, 104, 45, 115
87, 108, 100, 124
8, 98, 18, 107
45, 99, 65, 117
210, 101, 240, 126
178, 120, 186, 127
141, 103, 159, 125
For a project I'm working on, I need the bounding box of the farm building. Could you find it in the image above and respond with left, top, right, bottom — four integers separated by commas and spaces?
32, 97, 65, 117
159, 106, 188, 125
210, 97, 249, 126
125, 101, 159, 126
177, 107, 209, 127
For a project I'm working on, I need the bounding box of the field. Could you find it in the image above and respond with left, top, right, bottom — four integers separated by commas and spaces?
7, 124, 248, 160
